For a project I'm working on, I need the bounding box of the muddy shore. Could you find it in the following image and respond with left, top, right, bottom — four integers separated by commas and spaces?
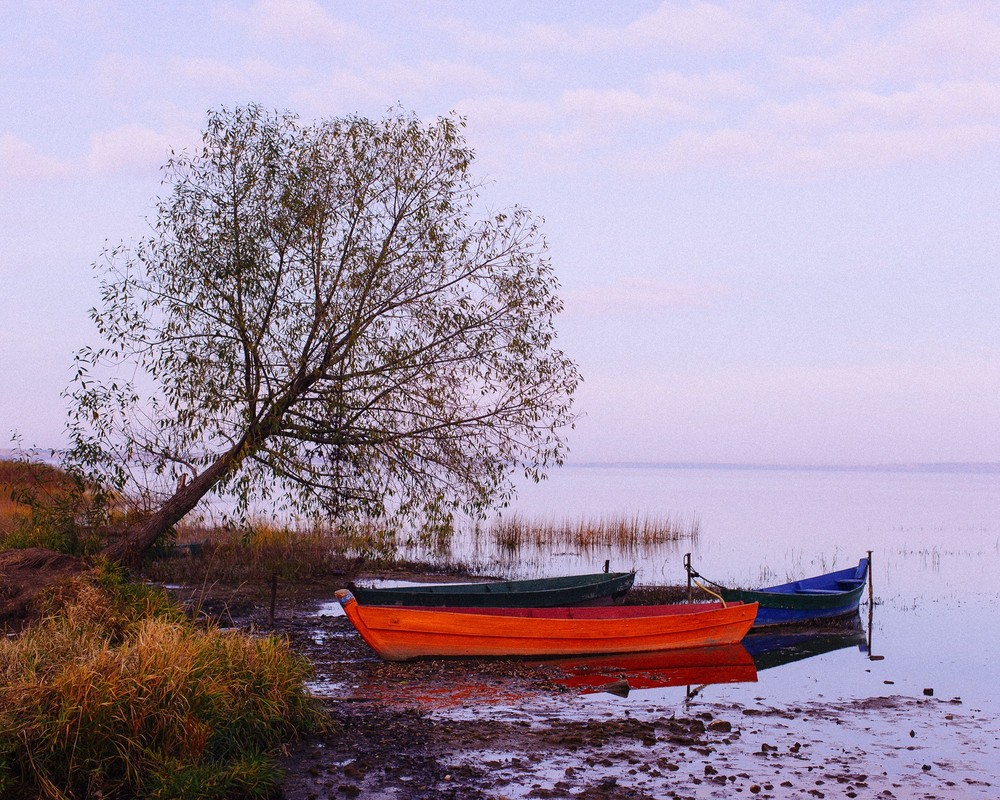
183, 581, 998, 800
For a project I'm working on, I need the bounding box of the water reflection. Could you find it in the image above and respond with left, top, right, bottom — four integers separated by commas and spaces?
743, 615, 869, 671
543, 645, 757, 697
544, 615, 870, 699
330, 618, 874, 710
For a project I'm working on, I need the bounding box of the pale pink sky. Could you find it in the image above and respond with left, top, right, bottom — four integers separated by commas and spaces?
3, 1, 1000, 464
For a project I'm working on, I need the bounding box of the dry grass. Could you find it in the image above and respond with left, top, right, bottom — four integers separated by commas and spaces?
0, 459, 71, 537
0, 458, 120, 555
491, 513, 700, 553
0, 564, 319, 799
143, 517, 406, 590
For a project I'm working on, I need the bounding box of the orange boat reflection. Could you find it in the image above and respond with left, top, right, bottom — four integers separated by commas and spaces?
542, 644, 758, 695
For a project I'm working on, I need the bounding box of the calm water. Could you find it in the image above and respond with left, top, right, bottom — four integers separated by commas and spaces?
406, 465, 1000, 713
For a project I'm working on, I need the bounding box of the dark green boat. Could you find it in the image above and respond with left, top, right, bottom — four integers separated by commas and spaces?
346, 571, 636, 608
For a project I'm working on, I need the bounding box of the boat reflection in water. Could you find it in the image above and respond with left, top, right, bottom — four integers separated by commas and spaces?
743, 613, 868, 671
545, 613, 869, 698
542, 644, 757, 697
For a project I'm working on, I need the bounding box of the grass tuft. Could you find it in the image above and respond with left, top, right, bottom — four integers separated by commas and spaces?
0, 563, 319, 799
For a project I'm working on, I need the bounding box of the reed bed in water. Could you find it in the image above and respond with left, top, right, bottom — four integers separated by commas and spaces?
491, 513, 700, 552
0, 565, 319, 799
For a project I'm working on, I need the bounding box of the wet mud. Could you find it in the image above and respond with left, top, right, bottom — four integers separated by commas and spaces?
264, 600, 999, 800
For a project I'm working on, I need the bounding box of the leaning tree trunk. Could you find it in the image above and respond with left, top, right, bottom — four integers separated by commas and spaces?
101, 369, 322, 567
101, 442, 247, 567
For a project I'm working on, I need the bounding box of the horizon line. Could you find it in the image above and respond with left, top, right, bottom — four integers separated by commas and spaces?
3, 449, 998, 475
564, 461, 1000, 474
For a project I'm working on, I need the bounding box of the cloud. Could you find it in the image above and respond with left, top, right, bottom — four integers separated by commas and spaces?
785, 6, 1000, 87
648, 70, 757, 103
556, 70, 757, 132
170, 56, 307, 94
447, 4, 1000, 179
631, 120, 1000, 177
0, 134, 70, 183
628, 127, 773, 173
368, 60, 500, 96
294, 59, 502, 117
565, 278, 729, 317
610, 74, 1000, 176
457, 96, 555, 129
560, 87, 704, 125
794, 124, 1000, 172
440, 1, 767, 58
226, 0, 377, 52
765, 81, 1000, 132
85, 125, 195, 178
623, 1, 759, 51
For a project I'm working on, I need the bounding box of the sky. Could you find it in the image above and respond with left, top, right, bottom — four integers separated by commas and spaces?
2, 0, 1000, 466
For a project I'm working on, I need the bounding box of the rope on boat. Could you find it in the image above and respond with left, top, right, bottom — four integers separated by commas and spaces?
693, 580, 727, 608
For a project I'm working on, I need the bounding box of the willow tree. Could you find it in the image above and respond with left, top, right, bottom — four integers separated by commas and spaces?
67, 104, 579, 565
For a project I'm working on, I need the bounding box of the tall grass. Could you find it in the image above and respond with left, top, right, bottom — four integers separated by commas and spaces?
491, 513, 700, 553
0, 564, 319, 799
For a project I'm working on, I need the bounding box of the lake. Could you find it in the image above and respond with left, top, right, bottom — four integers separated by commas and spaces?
397, 464, 1000, 715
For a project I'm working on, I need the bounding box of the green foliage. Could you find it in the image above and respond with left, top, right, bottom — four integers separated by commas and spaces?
0, 565, 319, 799
66, 103, 579, 558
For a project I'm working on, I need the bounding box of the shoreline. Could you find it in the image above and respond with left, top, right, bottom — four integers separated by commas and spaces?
177, 580, 999, 800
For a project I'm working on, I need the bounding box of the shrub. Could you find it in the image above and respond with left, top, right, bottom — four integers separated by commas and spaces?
0, 564, 319, 799
0, 458, 112, 555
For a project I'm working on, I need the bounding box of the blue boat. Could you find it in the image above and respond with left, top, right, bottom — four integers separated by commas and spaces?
698, 557, 870, 628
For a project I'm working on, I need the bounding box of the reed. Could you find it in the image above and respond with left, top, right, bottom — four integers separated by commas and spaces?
491, 513, 700, 553
0, 564, 319, 799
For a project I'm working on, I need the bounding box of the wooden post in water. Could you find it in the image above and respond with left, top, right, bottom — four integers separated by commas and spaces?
684, 553, 693, 603
866, 549, 878, 660
269, 573, 278, 628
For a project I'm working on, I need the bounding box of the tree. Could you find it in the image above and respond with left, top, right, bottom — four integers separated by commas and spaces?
66, 104, 580, 566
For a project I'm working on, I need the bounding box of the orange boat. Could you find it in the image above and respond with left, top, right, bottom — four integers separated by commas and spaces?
335, 589, 757, 661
